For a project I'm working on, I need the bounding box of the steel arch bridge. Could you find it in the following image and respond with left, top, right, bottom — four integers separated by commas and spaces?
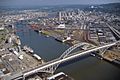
24, 42, 95, 74
8, 41, 119, 80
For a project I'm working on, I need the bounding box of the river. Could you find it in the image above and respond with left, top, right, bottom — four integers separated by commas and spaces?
16, 23, 120, 80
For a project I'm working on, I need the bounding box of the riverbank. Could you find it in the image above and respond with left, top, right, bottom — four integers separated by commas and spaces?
0, 25, 51, 80
33, 28, 90, 46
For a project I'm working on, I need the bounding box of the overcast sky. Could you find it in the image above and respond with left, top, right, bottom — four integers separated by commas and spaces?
0, 0, 120, 7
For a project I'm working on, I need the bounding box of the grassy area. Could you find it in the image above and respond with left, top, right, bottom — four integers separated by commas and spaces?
54, 30, 64, 34
0, 29, 7, 43
42, 30, 64, 36
42, 30, 52, 35
0, 35, 5, 42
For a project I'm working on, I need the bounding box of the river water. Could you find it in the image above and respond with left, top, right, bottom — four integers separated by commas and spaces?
16, 23, 120, 80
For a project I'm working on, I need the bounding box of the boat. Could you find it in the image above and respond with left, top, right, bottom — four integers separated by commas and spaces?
23, 46, 34, 53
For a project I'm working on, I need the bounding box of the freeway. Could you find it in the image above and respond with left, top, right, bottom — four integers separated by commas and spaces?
106, 23, 120, 38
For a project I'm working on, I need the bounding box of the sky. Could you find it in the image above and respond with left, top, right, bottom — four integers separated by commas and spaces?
0, 0, 120, 7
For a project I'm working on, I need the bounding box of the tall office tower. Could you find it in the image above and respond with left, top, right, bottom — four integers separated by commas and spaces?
59, 12, 62, 21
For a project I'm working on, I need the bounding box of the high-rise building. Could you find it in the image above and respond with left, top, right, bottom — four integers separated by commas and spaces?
59, 12, 62, 21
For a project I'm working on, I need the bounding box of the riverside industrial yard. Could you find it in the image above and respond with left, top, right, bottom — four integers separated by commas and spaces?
0, 2, 120, 80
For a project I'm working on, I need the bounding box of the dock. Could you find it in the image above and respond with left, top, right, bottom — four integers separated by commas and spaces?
90, 49, 120, 65
102, 50, 120, 65
47, 72, 74, 80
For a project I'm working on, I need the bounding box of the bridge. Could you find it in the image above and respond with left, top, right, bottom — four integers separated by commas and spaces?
4, 24, 120, 80
23, 42, 118, 77
6, 41, 118, 80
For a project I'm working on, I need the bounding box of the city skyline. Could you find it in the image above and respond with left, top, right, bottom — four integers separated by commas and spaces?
0, 0, 120, 80
0, 0, 120, 7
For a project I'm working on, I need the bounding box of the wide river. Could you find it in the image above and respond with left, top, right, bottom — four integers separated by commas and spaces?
16, 22, 120, 80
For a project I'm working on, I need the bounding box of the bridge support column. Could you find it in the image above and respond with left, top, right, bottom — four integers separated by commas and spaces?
23, 75, 25, 80
100, 47, 110, 56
